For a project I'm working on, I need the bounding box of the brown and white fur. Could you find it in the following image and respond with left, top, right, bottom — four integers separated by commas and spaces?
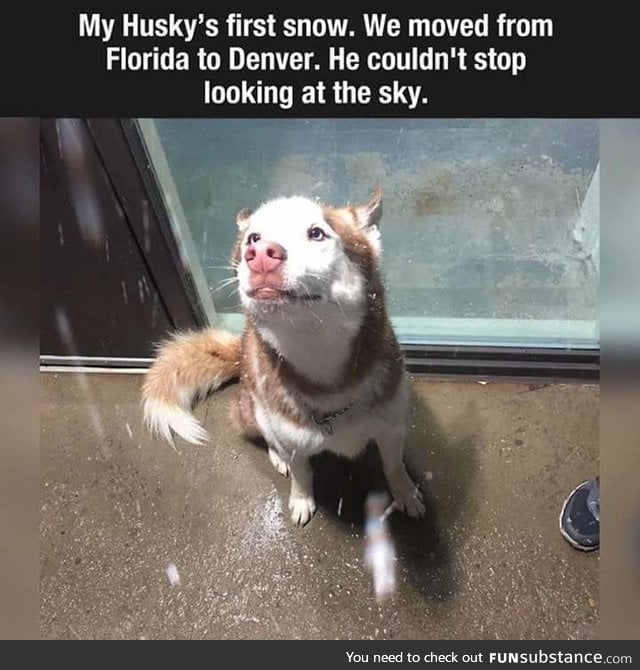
142, 186, 425, 526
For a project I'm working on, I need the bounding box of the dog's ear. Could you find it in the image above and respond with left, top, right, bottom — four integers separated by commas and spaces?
354, 185, 383, 257
236, 207, 253, 231
356, 184, 383, 229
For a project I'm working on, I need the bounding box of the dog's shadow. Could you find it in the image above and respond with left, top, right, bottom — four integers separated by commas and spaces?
311, 384, 478, 603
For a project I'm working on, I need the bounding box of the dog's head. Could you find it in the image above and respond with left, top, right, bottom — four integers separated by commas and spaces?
233, 186, 384, 323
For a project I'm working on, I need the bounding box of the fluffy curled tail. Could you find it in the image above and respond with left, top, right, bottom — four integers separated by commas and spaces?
142, 329, 241, 446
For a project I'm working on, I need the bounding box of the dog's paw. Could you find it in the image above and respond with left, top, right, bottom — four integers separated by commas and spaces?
391, 484, 426, 519
288, 495, 317, 526
268, 447, 290, 478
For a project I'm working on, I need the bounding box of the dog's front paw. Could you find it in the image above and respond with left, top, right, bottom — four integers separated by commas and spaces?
391, 483, 426, 519
288, 495, 317, 526
268, 447, 290, 478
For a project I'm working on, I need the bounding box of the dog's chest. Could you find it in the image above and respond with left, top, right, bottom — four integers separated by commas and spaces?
252, 394, 374, 459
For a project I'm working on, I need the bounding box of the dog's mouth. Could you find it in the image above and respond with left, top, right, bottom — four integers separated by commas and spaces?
247, 286, 322, 302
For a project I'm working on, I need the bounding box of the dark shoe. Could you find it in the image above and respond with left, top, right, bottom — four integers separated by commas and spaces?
559, 478, 599, 551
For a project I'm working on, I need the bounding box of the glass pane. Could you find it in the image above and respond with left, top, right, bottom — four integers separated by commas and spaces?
139, 119, 599, 348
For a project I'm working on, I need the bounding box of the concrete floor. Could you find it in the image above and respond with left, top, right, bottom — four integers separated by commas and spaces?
40, 373, 598, 639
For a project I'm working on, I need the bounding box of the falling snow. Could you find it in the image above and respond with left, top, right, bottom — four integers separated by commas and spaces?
165, 562, 181, 587
364, 493, 397, 602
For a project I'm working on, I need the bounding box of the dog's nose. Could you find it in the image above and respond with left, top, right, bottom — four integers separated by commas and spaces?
245, 241, 287, 274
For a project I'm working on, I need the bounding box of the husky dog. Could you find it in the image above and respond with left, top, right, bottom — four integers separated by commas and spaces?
142, 187, 425, 526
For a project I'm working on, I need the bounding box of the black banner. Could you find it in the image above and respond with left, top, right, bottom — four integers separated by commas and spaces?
9, 640, 640, 661
6, 2, 638, 117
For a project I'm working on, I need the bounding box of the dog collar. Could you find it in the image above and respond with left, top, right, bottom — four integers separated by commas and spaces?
308, 402, 354, 436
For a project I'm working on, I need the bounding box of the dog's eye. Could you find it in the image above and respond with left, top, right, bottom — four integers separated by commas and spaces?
247, 232, 260, 244
308, 226, 327, 241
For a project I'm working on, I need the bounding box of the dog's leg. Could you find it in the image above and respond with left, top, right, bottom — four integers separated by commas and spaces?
377, 427, 425, 518
288, 454, 316, 526
268, 446, 290, 478
230, 387, 261, 443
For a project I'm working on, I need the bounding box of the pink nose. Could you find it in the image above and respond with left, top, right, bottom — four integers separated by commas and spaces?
245, 241, 287, 274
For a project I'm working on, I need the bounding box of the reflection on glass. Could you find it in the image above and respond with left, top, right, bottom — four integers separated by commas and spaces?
140, 119, 599, 347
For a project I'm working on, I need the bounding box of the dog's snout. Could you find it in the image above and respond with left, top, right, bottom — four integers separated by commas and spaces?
245, 241, 287, 275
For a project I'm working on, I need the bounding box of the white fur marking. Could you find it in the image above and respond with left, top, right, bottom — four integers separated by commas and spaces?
143, 398, 210, 446
288, 495, 316, 526
268, 447, 290, 477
